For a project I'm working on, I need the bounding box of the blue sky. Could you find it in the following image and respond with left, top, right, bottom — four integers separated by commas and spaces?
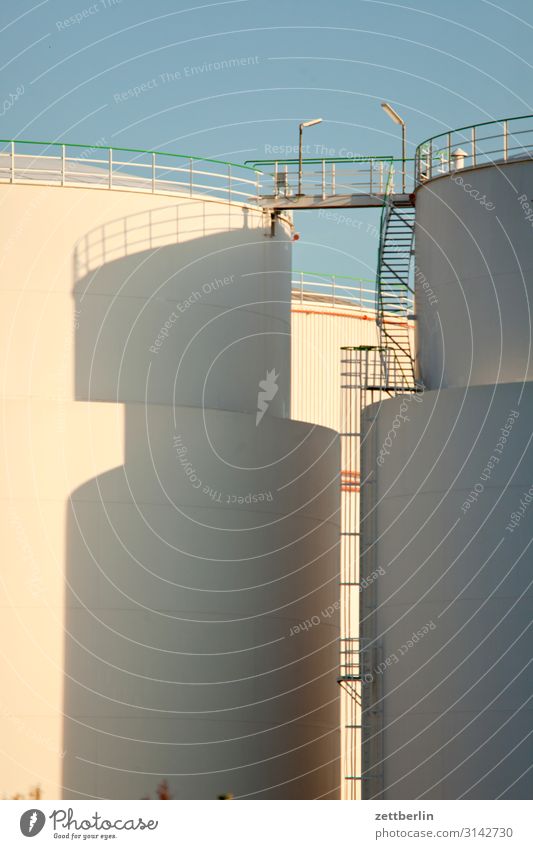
2, 0, 533, 279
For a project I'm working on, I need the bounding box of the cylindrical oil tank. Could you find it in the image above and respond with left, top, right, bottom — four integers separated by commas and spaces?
360, 155, 533, 799
415, 159, 533, 389
361, 383, 533, 799
0, 174, 339, 799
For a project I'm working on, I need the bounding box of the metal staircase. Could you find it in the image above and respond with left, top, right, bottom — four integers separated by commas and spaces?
377, 198, 416, 384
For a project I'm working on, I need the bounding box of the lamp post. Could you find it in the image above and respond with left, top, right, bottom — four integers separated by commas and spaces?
381, 102, 406, 193
298, 118, 322, 196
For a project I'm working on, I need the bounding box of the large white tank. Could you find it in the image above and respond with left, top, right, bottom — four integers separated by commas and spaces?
361, 150, 533, 799
415, 158, 533, 388
0, 150, 340, 799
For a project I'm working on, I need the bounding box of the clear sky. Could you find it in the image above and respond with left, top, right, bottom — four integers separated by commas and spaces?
2, 0, 533, 279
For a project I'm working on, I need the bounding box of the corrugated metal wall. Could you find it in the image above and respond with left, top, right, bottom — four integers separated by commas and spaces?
291, 298, 380, 431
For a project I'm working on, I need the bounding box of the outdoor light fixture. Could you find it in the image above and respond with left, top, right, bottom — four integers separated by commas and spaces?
298, 118, 323, 196
381, 102, 407, 192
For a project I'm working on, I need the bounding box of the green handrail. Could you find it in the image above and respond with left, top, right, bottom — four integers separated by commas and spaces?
415, 112, 533, 157
245, 155, 405, 167
291, 270, 377, 308
293, 270, 375, 283
0, 138, 260, 173
414, 112, 533, 184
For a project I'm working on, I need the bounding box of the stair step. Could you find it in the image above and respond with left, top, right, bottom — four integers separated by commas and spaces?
378, 200, 416, 376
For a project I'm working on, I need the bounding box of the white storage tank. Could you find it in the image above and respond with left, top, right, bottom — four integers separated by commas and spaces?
415, 157, 533, 389
361, 383, 533, 799
361, 134, 533, 799
0, 144, 340, 800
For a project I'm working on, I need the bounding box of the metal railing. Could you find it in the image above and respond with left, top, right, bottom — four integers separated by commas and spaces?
339, 637, 364, 681
375, 159, 416, 384
291, 271, 377, 310
352, 345, 416, 392
414, 113, 533, 185
0, 139, 262, 204
245, 156, 404, 199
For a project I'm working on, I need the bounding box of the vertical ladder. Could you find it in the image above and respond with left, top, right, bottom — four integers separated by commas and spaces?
377, 199, 416, 384
338, 346, 418, 800
338, 347, 389, 800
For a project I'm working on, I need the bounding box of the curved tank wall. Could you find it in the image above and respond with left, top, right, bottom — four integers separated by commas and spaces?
360, 383, 533, 799
415, 159, 533, 389
0, 181, 339, 799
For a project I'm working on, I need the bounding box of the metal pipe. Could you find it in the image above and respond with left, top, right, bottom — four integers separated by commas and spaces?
298, 125, 304, 196
503, 120, 508, 161
298, 118, 322, 196
381, 103, 406, 192
401, 122, 406, 193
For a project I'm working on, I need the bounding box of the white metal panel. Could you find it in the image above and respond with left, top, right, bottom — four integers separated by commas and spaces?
361, 383, 533, 799
415, 159, 533, 389
291, 300, 380, 432
0, 182, 339, 800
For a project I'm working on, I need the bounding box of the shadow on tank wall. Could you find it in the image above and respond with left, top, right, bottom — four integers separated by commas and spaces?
62, 205, 341, 800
